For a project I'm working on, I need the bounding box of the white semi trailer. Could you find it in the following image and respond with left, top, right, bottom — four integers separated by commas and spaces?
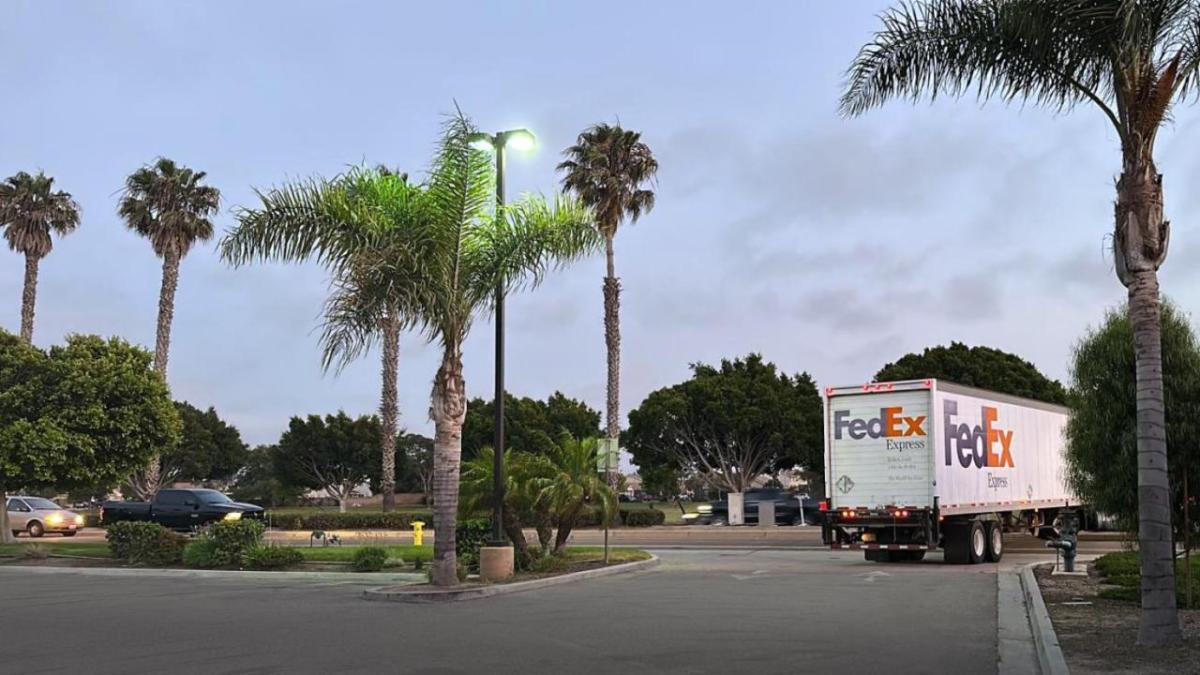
820, 379, 1079, 564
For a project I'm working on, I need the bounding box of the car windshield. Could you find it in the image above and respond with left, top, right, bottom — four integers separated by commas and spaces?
24, 497, 61, 510
193, 490, 233, 504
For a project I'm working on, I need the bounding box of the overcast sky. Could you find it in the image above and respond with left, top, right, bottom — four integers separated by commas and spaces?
4, 1, 1200, 450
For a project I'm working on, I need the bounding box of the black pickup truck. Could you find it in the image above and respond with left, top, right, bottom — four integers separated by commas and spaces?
101, 489, 264, 530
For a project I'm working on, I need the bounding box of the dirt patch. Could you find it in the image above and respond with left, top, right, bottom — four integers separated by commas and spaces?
1036, 564, 1200, 674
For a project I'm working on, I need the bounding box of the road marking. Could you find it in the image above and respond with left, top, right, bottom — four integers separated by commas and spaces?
856, 571, 891, 583
730, 570, 771, 581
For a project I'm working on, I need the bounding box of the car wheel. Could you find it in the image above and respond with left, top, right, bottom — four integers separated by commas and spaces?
985, 522, 1003, 562
61, 531, 77, 538
27, 521, 45, 538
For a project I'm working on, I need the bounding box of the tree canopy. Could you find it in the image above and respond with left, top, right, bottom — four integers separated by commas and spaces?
161, 402, 249, 486
462, 391, 602, 460
625, 354, 823, 493
875, 342, 1067, 404
271, 412, 380, 511
1065, 302, 1200, 541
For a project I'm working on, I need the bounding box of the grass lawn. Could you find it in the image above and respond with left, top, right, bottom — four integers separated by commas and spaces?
297, 544, 432, 564
1093, 551, 1200, 606
0, 541, 110, 558
266, 505, 431, 517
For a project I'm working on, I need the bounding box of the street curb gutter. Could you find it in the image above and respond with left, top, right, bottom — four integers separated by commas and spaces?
1019, 563, 1071, 675
0, 564, 425, 584
362, 555, 661, 603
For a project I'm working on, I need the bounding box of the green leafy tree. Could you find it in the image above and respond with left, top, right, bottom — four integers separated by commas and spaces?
842, 0, 1200, 643
626, 354, 823, 497
229, 445, 305, 508
1066, 302, 1200, 546
459, 448, 557, 568
120, 158, 220, 498
875, 342, 1067, 404
227, 111, 597, 586
161, 402, 249, 486
222, 167, 426, 512
0, 330, 181, 542
272, 412, 380, 513
462, 391, 602, 460
559, 125, 658, 450
0, 171, 80, 343
397, 432, 434, 502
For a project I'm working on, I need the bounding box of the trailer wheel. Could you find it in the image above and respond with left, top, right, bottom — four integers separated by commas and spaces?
968, 521, 986, 563
943, 523, 971, 564
864, 549, 894, 563
985, 522, 1003, 562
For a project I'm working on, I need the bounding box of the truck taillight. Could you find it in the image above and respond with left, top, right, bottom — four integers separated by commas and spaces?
842, 510, 855, 519
894, 509, 909, 518
818, 500, 829, 512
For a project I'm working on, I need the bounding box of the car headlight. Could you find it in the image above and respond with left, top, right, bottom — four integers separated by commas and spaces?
46, 514, 64, 525
223, 511, 243, 522
697, 505, 713, 514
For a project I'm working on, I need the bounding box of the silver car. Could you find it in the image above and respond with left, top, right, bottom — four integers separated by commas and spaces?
6, 496, 85, 538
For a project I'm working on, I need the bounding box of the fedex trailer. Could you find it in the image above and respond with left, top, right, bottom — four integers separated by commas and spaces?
820, 379, 1079, 564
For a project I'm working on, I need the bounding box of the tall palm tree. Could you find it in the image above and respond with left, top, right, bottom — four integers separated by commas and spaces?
841, 0, 1200, 645
119, 158, 220, 497
558, 124, 658, 454
225, 113, 598, 585
223, 167, 425, 512
0, 171, 80, 343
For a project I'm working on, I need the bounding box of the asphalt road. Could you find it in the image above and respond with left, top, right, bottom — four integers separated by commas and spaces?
0, 548, 1006, 675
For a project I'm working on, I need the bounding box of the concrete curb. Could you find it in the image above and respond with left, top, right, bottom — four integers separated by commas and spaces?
0, 564, 425, 584
362, 554, 661, 603
1019, 562, 1071, 675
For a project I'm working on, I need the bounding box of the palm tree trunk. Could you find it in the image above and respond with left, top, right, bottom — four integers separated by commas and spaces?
430, 344, 467, 586
603, 234, 620, 441
19, 254, 39, 343
553, 502, 584, 555
136, 252, 182, 497
379, 314, 401, 512
1114, 157, 1181, 646
0, 488, 15, 544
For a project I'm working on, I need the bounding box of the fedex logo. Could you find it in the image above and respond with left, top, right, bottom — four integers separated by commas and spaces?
833, 407, 927, 440
943, 399, 1015, 469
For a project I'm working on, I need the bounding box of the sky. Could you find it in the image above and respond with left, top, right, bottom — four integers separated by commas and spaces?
3, 1, 1200, 452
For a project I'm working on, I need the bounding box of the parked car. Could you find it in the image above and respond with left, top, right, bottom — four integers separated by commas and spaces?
101, 489, 264, 531
6, 496, 86, 538
690, 489, 821, 526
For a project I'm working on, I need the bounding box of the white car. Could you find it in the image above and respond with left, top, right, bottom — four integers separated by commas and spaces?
6, 496, 86, 538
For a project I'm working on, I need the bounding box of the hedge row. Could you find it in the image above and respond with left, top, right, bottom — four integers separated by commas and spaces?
265, 506, 665, 531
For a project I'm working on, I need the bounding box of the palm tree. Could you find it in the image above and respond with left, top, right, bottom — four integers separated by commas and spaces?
535, 434, 617, 555
841, 0, 1200, 645
225, 112, 598, 585
558, 124, 658, 450
223, 168, 425, 512
460, 448, 557, 568
0, 171, 80, 343
119, 158, 220, 497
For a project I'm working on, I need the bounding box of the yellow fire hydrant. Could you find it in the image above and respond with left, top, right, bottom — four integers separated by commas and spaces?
411, 520, 425, 547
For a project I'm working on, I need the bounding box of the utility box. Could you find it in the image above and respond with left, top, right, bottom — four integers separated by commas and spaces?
728, 492, 745, 525
758, 499, 776, 527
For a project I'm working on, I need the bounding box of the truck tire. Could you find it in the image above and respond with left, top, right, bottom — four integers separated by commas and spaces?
968, 521, 986, 563
865, 549, 894, 563
943, 522, 972, 564
985, 522, 1003, 562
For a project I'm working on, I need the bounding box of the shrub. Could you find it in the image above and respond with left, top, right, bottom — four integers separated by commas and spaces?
267, 511, 432, 531
182, 539, 219, 569
242, 544, 303, 570
621, 508, 666, 527
456, 518, 491, 571
529, 554, 571, 575
205, 520, 266, 567
21, 544, 50, 560
106, 522, 184, 565
351, 546, 389, 572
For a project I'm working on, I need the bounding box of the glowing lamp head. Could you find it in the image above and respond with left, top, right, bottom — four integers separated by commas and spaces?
503, 129, 536, 152
468, 133, 496, 151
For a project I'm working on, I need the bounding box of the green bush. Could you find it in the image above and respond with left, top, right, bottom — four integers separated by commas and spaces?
205, 519, 266, 566
529, 554, 571, 575
456, 518, 491, 571
267, 511, 432, 531
620, 508, 666, 527
351, 546, 390, 572
242, 544, 303, 570
106, 522, 184, 565
182, 539, 219, 569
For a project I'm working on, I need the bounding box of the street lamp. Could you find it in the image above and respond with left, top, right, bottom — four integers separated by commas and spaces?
468, 128, 536, 549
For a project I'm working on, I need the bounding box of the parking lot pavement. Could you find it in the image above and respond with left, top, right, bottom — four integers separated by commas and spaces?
0, 548, 1001, 674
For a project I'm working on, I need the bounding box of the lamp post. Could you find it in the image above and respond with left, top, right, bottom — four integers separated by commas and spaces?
468, 128, 535, 550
